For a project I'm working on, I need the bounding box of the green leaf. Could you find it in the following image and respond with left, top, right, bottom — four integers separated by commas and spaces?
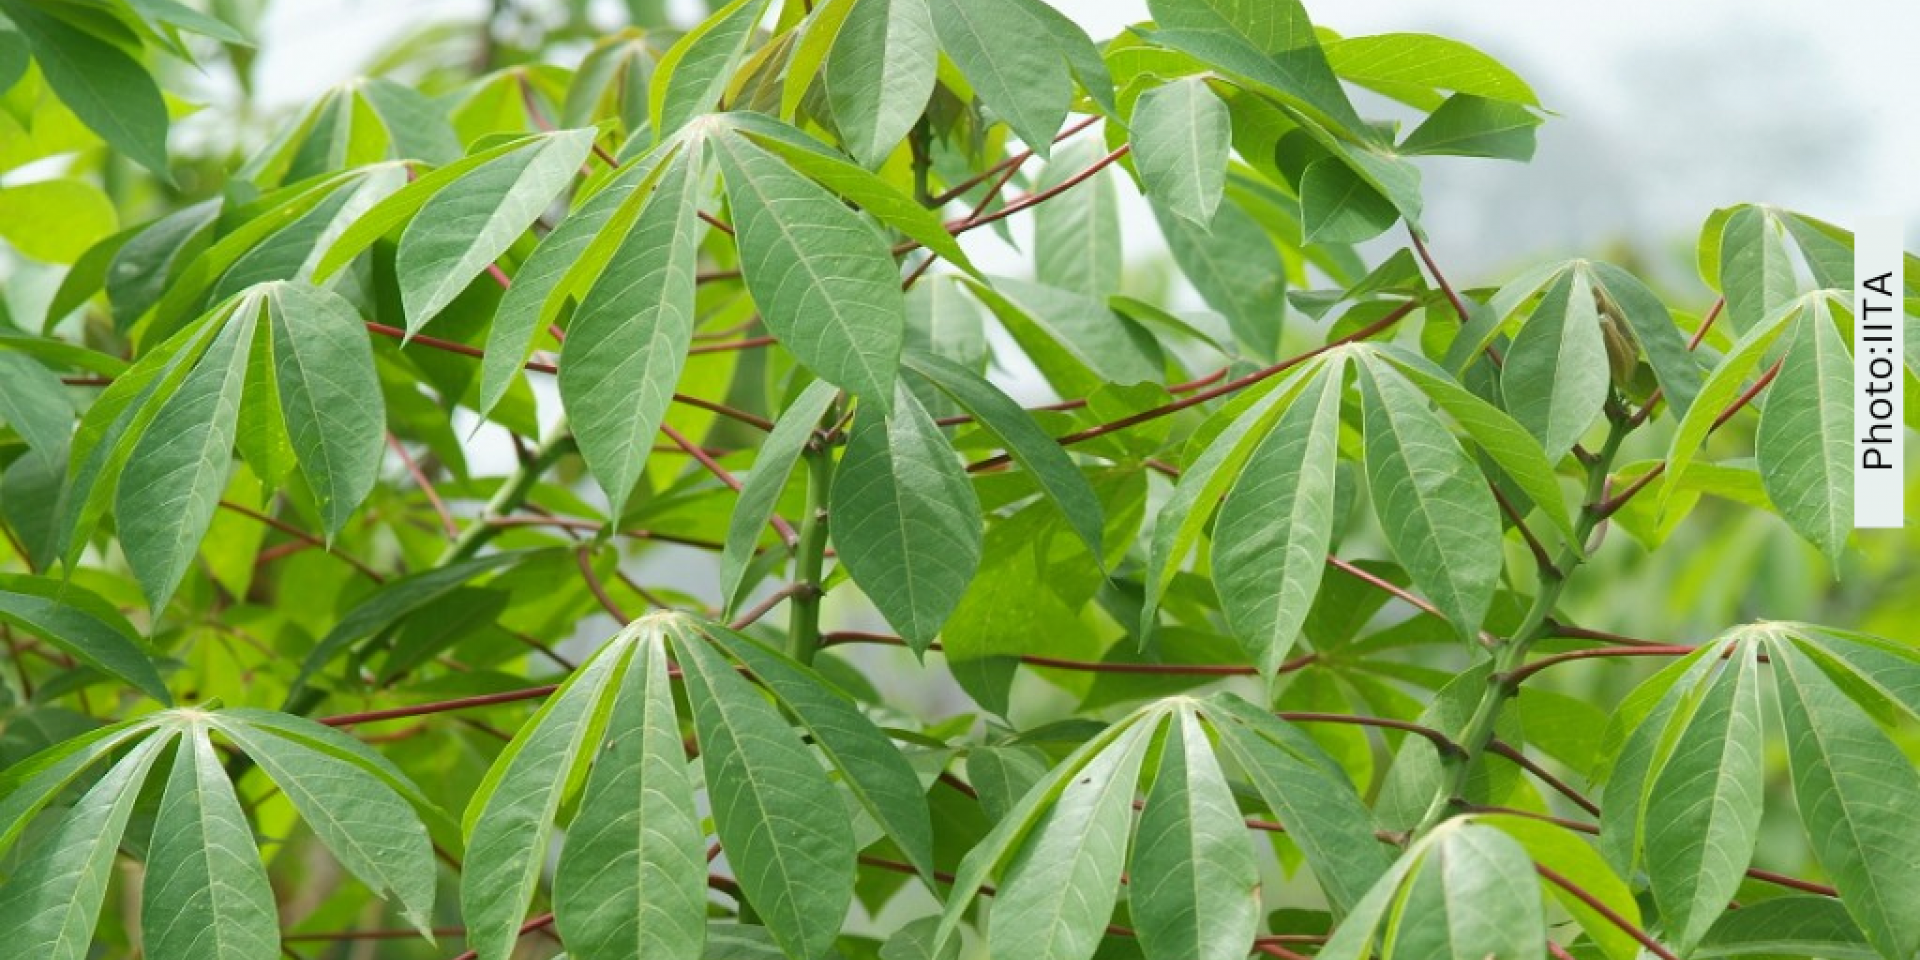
0, 179, 117, 263
1298, 157, 1399, 244
116, 297, 255, 610
650, 0, 773, 139
721, 380, 837, 614
1383, 823, 1543, 960
725, 115, 977, 274
1696, 896, 1877, 960
931, 713, 1151, 955
674, 621, 856, 960
1644, 649, 1764, 953
55, 305, 224, 567
709, 626, 936, 879
313, 135, 540, 281
560, 150, 703, 517
1718, 206, 1797, 333
1131, 707, 1260, 960
1756, 298, 1852, 567
212, 716, 435, 933
262, 282, 384, 536
1211, 362, 1342, 676
828, 384, 981, 652
287, 551, 531, 700
1356, 355, 1502, 643
0, 575, 171, 703
397, 128, 596, 333
1130, 76, 1230, 226
1141, 361, 1323, 643
143, 722, 280, 960
0, 0, 170, 180
1585, 261, 1704, 417
713, 131, 904, 407
554, 633, 706, 960
1033, 137, 1121, 298
1323, 33, 1540, 109
1373, 345, 1576, 544
1476, 813, 1642, 960
928, 0, 1070, 154
1398, 93, 1539, 160
0, 717, 158, 859
1768, 638, 1920, 960
1204, 694, 1392, 912
823, 0, 937, 168
479, 143, 679, 420
1144, 0, 1311, 57
1662, 295, 1803, 511
962, 277, 1163, 396
0, 731, 169, 960
902, 351, 1102, 557
0, 350, 71, 466
1501, 267, 1607, 461
1151, 198, 1287, 358
462, 639, 631, 960
1141, 27, 1369, 147
989, 721, 1152, 960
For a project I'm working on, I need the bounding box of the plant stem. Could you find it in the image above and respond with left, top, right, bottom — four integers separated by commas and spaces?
786, 446, 833, 665
1413, 414, 1631, 837
439, 421, 574, 565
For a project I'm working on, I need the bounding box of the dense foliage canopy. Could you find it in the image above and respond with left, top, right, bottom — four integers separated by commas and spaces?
1, 1, 1918, 959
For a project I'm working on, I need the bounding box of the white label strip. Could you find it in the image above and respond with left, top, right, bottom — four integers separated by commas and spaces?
1854, 216, 1903, 529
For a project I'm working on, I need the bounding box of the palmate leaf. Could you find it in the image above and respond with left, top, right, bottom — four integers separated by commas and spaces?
708, 627, 936, 878
927, 0, 1071, 154
1130, 706, 1261, 960
115, 294, 255, 610
1755, 297, 1852, 567
0, 575, 171, 703
1130, 75, 1231, 227
989, 719, 1152, 960
397, 127, 596, 333
1210, 359, 1343, 676
0, 0, 171, 180
1642, 648, 1764, 953
553, 631, 706, 960
721, 380, 838, 614
0, 709, 437, 960
0, 732, 171, 960
674, 620, 855, 960
261, 281, 384, 536
560, 147, 705, 517
712, 130, 904, 408
1766, 636, 1920, 960
902, 351, 1103, 557
1140, 358, 1325, 645
478, 141, 681, 420
828, 383, 981, 652
459, 614, 884, 960
1356, 353, 1502, 643
1661, 293, 1810, 512
822, 0, 938, 168
1033, 137, 1122, 299
1501, 265, 1608, 461
1717, 205, 1798, 333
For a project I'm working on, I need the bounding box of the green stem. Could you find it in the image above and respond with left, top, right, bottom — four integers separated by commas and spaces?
439, 420, 574, 565
787, 447, 833, 665
1412, 414, 1630, 837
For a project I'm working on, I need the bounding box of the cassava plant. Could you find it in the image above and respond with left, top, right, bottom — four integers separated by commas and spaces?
0, 0, 1917, 958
